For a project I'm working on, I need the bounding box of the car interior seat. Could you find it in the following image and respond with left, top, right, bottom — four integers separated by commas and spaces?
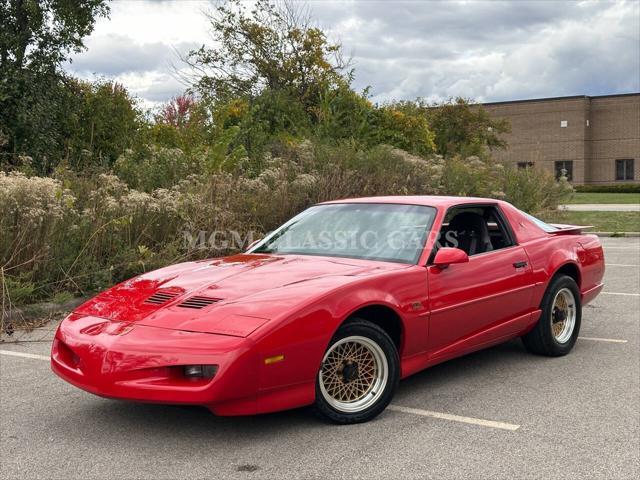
447, 211, 494, 256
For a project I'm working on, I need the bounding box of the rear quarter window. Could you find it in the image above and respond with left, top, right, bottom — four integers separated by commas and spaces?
521, 211, 558, 233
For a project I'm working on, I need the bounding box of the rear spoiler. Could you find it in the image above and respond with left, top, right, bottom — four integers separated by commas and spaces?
548, 224, 594, 235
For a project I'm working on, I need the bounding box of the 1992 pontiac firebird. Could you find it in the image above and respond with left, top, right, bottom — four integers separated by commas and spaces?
52, 196, 605, 424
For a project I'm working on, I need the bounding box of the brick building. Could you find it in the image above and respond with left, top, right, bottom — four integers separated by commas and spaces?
482, 93, 640, 185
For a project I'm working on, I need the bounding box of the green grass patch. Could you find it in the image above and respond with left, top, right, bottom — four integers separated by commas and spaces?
566, 192, 640, 204
541, 211, 640, 232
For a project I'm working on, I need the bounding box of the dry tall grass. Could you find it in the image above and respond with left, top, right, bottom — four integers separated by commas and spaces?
1, 141, 572, 320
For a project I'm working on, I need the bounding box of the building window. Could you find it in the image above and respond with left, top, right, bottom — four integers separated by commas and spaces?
517, 162, 534, 169
555, 161, 573, 181
615, 159, 634, 181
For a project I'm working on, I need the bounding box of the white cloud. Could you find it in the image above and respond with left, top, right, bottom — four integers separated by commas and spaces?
68, 34, 196, 77
64, 0, 640, 106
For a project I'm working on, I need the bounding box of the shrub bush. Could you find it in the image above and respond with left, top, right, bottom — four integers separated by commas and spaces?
574, 184, 640, 193
1, 141, 571, 309
114, 147, 205, 191
500, 164, 574, 213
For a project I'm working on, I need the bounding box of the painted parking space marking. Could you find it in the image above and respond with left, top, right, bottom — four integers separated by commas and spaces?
1, 349, 521, 432
605, 263, 640, 267
387, 404, 520, 431
601, 292, 640, 297
0, 350, 50, 361
579, 336, 628, 344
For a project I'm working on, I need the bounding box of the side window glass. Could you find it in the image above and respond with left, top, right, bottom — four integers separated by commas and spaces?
439, 206, 513, 256
486, 209, 514, 250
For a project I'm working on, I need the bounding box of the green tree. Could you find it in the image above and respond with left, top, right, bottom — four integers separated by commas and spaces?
424, 97, 510, 157
186, 0, 348, 108
0, 0, 110, 172
369, 105, 435, 156
149, 94, 210, 153
66, 79, 141, 169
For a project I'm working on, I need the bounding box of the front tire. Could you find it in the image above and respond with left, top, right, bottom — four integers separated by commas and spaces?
522, 274, 581, 356
313, 319, 400, 424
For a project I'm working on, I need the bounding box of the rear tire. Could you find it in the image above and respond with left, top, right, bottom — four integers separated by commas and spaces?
522, 274, 581, 356
313, 319, 400, 424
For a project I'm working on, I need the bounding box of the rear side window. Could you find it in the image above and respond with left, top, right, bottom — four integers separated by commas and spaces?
521, 211, 558, 233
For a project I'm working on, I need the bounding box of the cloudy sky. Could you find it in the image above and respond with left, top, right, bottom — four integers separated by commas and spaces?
65, 0, 640, 108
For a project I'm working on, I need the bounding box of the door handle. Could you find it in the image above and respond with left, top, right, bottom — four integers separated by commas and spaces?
513, 261, 528, 268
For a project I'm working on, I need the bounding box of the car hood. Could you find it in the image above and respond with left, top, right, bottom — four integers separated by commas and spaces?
74, 253, 405, 337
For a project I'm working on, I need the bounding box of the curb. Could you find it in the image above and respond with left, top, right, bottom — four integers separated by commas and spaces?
1, 297, 86, 324
593, 232, 640, 237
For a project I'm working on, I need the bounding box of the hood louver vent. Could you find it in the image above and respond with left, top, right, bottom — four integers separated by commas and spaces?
177, 295, 221, 309
144, 291, 179, 305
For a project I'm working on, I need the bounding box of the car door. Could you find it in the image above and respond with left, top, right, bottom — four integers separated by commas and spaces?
426, 206, 535, 360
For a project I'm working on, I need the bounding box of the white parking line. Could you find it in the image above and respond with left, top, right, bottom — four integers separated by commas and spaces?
601, 292, 640, 297
1, 349, 520, 432
387, 404, 520, 431
0, 350, 50, 361
579, 336, 628, 344
606, 263, 640, 267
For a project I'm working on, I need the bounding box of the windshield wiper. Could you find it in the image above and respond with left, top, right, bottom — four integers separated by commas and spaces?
254, 248, 276, 254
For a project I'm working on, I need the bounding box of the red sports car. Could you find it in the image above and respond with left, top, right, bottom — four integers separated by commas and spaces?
52, 196, 605, 423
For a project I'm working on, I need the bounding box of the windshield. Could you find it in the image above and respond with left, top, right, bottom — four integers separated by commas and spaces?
250, 203, 437, 264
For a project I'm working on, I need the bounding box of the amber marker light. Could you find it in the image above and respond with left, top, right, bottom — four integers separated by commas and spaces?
264, 354, 285, 365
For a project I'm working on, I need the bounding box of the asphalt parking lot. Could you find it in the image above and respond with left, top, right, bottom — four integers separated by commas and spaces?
1, 237, 639, 480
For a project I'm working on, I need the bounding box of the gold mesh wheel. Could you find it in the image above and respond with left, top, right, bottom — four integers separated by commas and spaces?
319, 335, 389, 413
551, 287, 577, 344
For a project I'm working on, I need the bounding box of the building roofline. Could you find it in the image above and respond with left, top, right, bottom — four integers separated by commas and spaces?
481, 92, 640, 106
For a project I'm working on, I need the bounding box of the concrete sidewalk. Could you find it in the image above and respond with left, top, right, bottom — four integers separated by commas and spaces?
560, 204, 640, 212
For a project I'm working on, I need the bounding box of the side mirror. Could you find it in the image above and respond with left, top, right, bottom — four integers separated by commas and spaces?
432, 247, 469, 269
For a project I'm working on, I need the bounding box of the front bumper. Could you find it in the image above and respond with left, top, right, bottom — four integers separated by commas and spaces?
51, 315, 260, 412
